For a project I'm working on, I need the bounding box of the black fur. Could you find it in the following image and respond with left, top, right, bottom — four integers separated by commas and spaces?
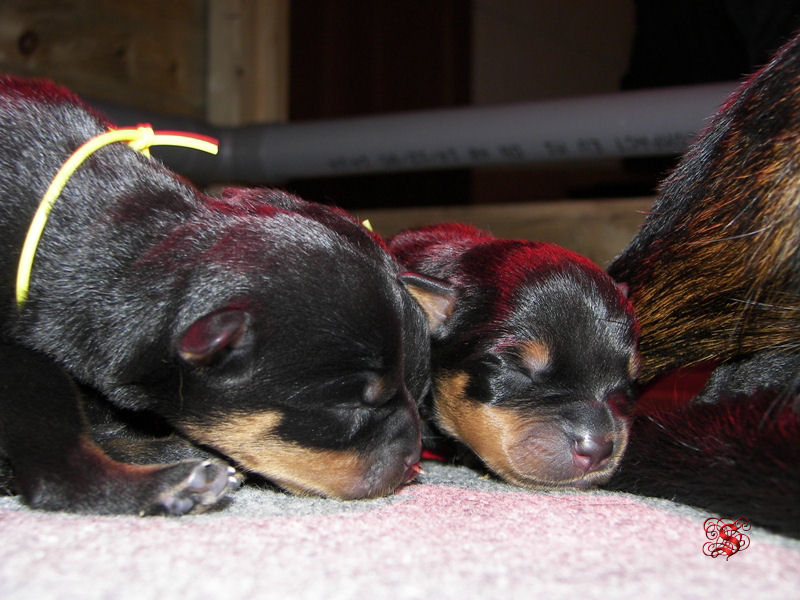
0, 76, 441, 514
389, 223, 638, 489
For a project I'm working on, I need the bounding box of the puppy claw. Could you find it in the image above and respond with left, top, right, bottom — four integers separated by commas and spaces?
150, 459, 237, 516
227, 466, 245, 490
402, 461, 425, 485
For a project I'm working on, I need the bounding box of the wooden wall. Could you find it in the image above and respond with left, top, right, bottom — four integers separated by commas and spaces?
364, 197, 650, 268
206, 0, 288, 125
286, 0, 473, 210
0, 0, 289, 124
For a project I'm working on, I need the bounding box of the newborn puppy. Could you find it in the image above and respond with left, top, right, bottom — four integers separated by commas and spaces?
389, 223, 638, 489
0, 76, 449, 515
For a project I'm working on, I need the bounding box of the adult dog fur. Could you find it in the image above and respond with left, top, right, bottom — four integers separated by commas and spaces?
605, 33, 800, 537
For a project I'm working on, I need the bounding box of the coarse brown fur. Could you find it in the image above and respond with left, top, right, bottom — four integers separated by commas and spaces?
605, 32, 800, 537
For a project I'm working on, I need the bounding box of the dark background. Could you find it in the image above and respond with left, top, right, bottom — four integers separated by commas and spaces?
287, 1, 800, 209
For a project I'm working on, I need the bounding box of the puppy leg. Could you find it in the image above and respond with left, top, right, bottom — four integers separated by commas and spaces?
83, 391, 224, 463
99, 435, 215, 464
0, 343, 236, 515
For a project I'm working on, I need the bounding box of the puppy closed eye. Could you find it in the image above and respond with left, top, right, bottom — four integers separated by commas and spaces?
505, 366, 539, 388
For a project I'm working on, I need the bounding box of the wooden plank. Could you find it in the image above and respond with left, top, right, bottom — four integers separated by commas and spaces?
0, 0, 206, 117
206, 0, 289, 125
359, 197, 654, 268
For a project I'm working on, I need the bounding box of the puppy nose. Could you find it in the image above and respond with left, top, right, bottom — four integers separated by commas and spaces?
573, 434, 613, 472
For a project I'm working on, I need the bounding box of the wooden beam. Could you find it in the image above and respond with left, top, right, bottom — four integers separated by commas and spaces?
206, 0, 289, 126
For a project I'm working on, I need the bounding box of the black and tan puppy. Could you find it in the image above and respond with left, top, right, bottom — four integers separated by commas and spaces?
0, 76, 449, 515
604, 32, 800, 537
389, 223, 638, 489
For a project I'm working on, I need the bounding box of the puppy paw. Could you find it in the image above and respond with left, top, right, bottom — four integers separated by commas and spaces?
148, 459, 239, 516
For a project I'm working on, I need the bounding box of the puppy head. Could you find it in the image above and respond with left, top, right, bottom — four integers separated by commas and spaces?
113, 192, 451, 499
431, 242, 638, 488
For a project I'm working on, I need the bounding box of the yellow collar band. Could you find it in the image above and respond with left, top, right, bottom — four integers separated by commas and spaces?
15, 125, 218, 307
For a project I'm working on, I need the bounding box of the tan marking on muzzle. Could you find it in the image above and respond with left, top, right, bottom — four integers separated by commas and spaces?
433, 371, 627, 488
433, 371, 553, 486
180, 410, 377, 499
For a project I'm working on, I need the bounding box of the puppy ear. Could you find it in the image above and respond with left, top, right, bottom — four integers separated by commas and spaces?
178, 308, 249, 366
399, 272, 456, 334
